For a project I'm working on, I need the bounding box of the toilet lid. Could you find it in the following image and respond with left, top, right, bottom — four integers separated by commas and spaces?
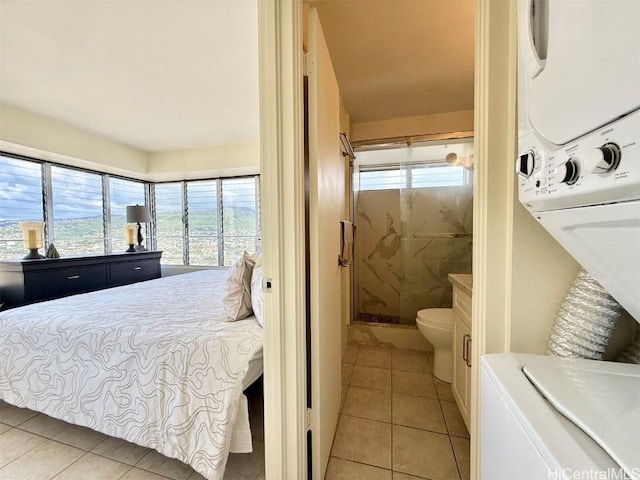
417, 308, 453, 328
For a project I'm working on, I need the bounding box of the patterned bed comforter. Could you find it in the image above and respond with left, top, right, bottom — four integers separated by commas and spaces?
0, 269, 263, 480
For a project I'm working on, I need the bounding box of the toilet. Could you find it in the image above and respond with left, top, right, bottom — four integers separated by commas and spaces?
416, 308, 454, 383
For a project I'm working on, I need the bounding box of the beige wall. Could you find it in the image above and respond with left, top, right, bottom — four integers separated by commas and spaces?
509, 196, 579, 354
0, 103, 148, 178
351, 109, 474, 142
340, 97, 352, 355
0, 103, 260, 180
147, 144, 259, 181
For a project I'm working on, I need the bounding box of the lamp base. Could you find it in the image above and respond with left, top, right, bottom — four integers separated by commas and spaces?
135, 244, 147, 252
24, 248, 44, 260
125, 244, 136, 252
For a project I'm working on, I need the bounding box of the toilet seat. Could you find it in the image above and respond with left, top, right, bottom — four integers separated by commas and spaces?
416, 308, 453, 329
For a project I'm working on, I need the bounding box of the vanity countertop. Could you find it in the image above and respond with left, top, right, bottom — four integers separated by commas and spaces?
448, 273, 473, 296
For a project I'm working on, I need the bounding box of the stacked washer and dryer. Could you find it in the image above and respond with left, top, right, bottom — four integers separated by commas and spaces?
481, 1, 640, 479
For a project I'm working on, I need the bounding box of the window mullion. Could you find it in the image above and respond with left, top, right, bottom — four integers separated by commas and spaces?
182, 181, 189, 265
217, 178, 224, 266
147, 183, 156, 251
42, 163, 54, 248
103, 175, 111, 253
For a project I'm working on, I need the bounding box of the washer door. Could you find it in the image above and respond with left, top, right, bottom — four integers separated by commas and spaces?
520, 0, 640, 145
536, 200, 640, 322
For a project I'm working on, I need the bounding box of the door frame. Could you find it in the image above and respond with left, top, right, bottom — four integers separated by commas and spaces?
257, 1, 519, 479
258, 1, 308, 478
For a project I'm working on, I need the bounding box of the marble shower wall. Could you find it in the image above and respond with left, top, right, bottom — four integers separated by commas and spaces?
355, 186, 473, 325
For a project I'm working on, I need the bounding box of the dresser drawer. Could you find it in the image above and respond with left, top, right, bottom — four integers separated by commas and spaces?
25, 265, 107, 302
110, 259, 160, 286
0, 252, 162, 308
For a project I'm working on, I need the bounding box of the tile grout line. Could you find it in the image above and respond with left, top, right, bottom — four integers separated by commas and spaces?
0, 427, 43, 472
434, 370, 466, 480
10, 423, 181, 479
47, 450, 93, 480
8, 425, 150, 478
448, 434, 464, 480
338, 347, 461, 479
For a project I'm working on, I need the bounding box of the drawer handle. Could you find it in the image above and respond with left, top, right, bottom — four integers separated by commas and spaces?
67, 275, 80, 280
132, 266, 142, 271
464, 335, 472, 368
462, 335, 468, 363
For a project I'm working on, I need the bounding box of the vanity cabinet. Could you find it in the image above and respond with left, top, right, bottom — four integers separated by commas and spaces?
450, 276, 472, 431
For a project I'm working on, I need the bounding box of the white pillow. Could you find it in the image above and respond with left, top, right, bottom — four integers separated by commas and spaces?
223, 252, 256, 321
251, 263, 264, 327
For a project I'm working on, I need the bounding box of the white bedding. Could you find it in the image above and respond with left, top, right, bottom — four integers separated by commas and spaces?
0, 269, 263, 480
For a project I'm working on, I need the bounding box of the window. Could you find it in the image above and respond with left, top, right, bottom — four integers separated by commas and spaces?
50, 166, 105, 255
154, 183, 184, 265
222, 177, 259, 266
356, 141, 473, 191
411, 164, 466, 188
153, 177, 260, 266
109, 177, 146, 251
0, 155, 43, 259
0, 152, 260, 266
358, 164, 468, 191
359, 168, 407, 191
187, 181, 219, 266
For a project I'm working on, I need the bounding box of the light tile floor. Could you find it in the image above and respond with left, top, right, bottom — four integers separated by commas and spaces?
0, 380, 265, 480
328, 344, 470, 480
1, 348, 469, 480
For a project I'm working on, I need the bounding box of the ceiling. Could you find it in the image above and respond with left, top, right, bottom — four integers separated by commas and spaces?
311, 0, 475, 124
0, 0, 259, 153
0, 1, 474, 153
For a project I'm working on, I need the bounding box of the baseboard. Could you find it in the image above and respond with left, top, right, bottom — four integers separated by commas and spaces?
348, 323, 433, 351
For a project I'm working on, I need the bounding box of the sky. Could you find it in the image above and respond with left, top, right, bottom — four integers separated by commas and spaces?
0, 155, 257, 224
0, 156, 144, 222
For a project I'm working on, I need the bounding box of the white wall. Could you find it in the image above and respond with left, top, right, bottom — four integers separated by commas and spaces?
0, 103, 260, 180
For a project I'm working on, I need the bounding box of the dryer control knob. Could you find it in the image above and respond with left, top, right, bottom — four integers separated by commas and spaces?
586, 143, 621, 174
516, 151, 536, 178
554, 158, 580, 185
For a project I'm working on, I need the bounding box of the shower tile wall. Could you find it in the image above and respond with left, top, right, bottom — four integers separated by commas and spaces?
355, 186, 472, 325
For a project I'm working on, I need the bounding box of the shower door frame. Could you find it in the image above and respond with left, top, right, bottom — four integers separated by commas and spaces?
350, 131, 474, 326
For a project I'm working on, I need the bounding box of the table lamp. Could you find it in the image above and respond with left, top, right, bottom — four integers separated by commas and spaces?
126, 205, 151, 251
20, 221, 45, 259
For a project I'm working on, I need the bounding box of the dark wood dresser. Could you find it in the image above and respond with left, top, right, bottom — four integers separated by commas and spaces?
0, 251, 162, 309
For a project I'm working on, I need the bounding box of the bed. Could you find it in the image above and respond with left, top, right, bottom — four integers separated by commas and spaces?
0, 269, 263, 480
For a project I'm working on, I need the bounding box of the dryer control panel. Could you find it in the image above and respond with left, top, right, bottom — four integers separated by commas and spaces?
518, 109, 640, 213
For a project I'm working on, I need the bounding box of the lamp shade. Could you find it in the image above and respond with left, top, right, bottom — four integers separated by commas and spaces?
20, 221, 44, 249
126, 205, 151, 223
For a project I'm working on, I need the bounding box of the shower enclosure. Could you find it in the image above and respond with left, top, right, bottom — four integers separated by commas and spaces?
353, 139, 473, 326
